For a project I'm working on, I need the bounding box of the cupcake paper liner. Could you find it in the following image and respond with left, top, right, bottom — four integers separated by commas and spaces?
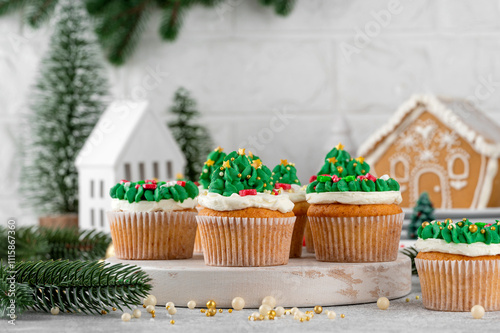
194, 227, 203, 253
416, 258, 500, 311
289, 215, 307, 258
305, 220, 315, 253
308, 212, 404, 262
108, 211, 197, 260
196, 216, 296, 267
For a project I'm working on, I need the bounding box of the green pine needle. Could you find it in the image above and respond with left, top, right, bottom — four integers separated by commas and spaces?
24, 0, 58, 28
1, 260, 152, 318
0, 263, 35, 319
0, 227, 111, 262
400, 246, 418, 275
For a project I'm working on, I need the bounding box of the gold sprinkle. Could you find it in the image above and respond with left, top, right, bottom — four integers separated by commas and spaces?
170, 320, 175, 325
101, 310, 107, 315
231, 157, 235, 161
248, 315, 252, 321
492, 227, 496, 231
447, 225, 453, 230
200, 309, 206, 313
228, 309, 233, 313
416, 296, 420, 300
458, 222, 463, 227
406, 298, 410, 302
469, 225, 478, 233
152, 314, 156, 318
422, 222, 430, 228
481, 229, 486, 234
220, 167, 224, 171
246, 175, 251, 179
463, 218, 467, 221
112, 307, 117, 311
341, 314, 345, 318
143, 304, 146, 308
299, 318, 304, 322
238, 174, 242, 178
219, 309, 223, 313
439, 227, 443, 230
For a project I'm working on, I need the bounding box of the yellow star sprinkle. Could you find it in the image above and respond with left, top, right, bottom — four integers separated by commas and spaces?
327, 157, 337, 164
248, 151, 254, 159
222, 160, 231, 169
205, 159, 215, 166
280, 159, 288, 166
251, 159, 262, 169
214, 146, 224, 152
356, 156, 365, 164
335, 142, 344, 150
238, 148, 246, 155
176, 173, 184, 180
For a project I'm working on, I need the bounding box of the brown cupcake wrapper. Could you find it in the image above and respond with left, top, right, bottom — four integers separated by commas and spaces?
308, 212, 404, 262
196, 216, 296, 267
416, 258, 500, 311
108, 210, 197, 260
289, 215, 307, 258
194, 227, 203, 253
305, 220, 315, 253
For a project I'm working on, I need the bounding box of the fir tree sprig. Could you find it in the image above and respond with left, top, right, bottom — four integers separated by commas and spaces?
0, 260, 152, 318
400, 246, 418, 275
0, 227, 111, 262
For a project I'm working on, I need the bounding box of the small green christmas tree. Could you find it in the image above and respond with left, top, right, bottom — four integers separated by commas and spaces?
271, 160, 301, 185
199, 146, 226, 189
168, 88, 214, 182
208, 149, 272, 196
21, 0, 109, 215
317, 143, 370, 177
408, 192, 435, 239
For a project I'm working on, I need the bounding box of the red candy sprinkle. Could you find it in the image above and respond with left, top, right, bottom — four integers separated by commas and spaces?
120, 179, 129, 184
309, 175, 317, 183
275, 183, 292, 190
239, 189, 257, 196
176, 181, 186, 187
143, 184, 157, 190
145, 179, 157, 183
272, 189, 280, 195
366, 173, 377, 182
357, 175, 366, 181
331, 175, 341, 183
135, 184, 140, 189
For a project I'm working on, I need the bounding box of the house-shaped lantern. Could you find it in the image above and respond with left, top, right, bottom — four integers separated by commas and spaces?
357, 95, 500, 209
75, 100, 186, 231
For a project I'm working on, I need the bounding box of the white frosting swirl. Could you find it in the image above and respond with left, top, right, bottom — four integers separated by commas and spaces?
111, 198, 198, 212
415, 238, 500, 257
280, 184, 306, 203
198, 192, 294, 213
306, 191, 402, 205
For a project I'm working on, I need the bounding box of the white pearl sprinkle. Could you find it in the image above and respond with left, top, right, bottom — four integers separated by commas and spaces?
232, 297, 245, 311
166, 301, 175, 309
187, 300, 196, 309
259, 304, 272, 316
327, 310, 336, 320
168, 306, 177, 315
275, 306, 285, 317
121, 313, 132, 322
262, 296, 276, 308
471, 305, 485, 319
146, 305, 155, 313
132, 309, 141, 318
143, 295, 157, 307
50, 307, 60, 315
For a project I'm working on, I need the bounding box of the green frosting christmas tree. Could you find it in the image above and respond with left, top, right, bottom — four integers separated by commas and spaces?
110, 179, 198, 203
208, 149, 273, 196
317, 143, 370, 177
199, 146, 226, 189
271, 160, 301, 186
408, 192, 435, 239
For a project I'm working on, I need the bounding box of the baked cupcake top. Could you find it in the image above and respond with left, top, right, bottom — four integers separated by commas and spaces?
199, 146, 226, 190
197, 149, 294, 213
270, 159, 306, 203
110, 179, 199, 212
415, 218, 500, 256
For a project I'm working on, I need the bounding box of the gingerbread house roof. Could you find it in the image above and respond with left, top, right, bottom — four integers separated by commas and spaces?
358, 94, 500, 159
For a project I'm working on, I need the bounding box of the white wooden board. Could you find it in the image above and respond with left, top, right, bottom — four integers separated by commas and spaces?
107, 252, 411, 308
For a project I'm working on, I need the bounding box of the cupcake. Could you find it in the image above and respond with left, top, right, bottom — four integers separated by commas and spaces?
415, 219, 500, 311
195, 146, 227, 253
306, 143, 403, 262
197, 148, 296, 267
270, 159, 309, 258
108, 179, 199, 260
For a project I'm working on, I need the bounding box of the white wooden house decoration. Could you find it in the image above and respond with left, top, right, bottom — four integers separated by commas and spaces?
75, 100, 186, 231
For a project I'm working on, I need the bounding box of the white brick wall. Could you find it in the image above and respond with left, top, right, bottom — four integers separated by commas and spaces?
2, 0, 500, 225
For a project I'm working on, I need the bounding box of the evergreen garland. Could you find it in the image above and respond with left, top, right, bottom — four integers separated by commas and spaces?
168, 87, 213, 182
0, 227, 111, 262
0, 0, 296, 65
0, 260, 152, 318
20, 0, 109, 215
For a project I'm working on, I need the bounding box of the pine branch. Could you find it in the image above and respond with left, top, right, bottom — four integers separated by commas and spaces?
159, 0, 185, 41
0, 0, 28, 16
25, 0, 58, 28
400, 246, 418, 275
1, 260, 152, 317
0, 227, 111, 262
0, 263, 35, 319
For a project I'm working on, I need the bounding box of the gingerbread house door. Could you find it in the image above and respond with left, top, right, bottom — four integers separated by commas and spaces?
410, 165, 451, 209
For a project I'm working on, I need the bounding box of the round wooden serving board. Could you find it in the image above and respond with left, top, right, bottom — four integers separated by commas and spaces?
107, 252, 412, 308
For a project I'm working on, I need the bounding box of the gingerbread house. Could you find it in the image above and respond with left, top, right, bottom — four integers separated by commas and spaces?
357, 94, 500, 209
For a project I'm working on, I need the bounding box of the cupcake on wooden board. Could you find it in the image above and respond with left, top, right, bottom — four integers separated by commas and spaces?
270, 159, 309, 258
108, 179, 199, 260
197, 148, 296, 267
416, 218, 500, 311
306, 143, 403, 263
195, 146, 227, 253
